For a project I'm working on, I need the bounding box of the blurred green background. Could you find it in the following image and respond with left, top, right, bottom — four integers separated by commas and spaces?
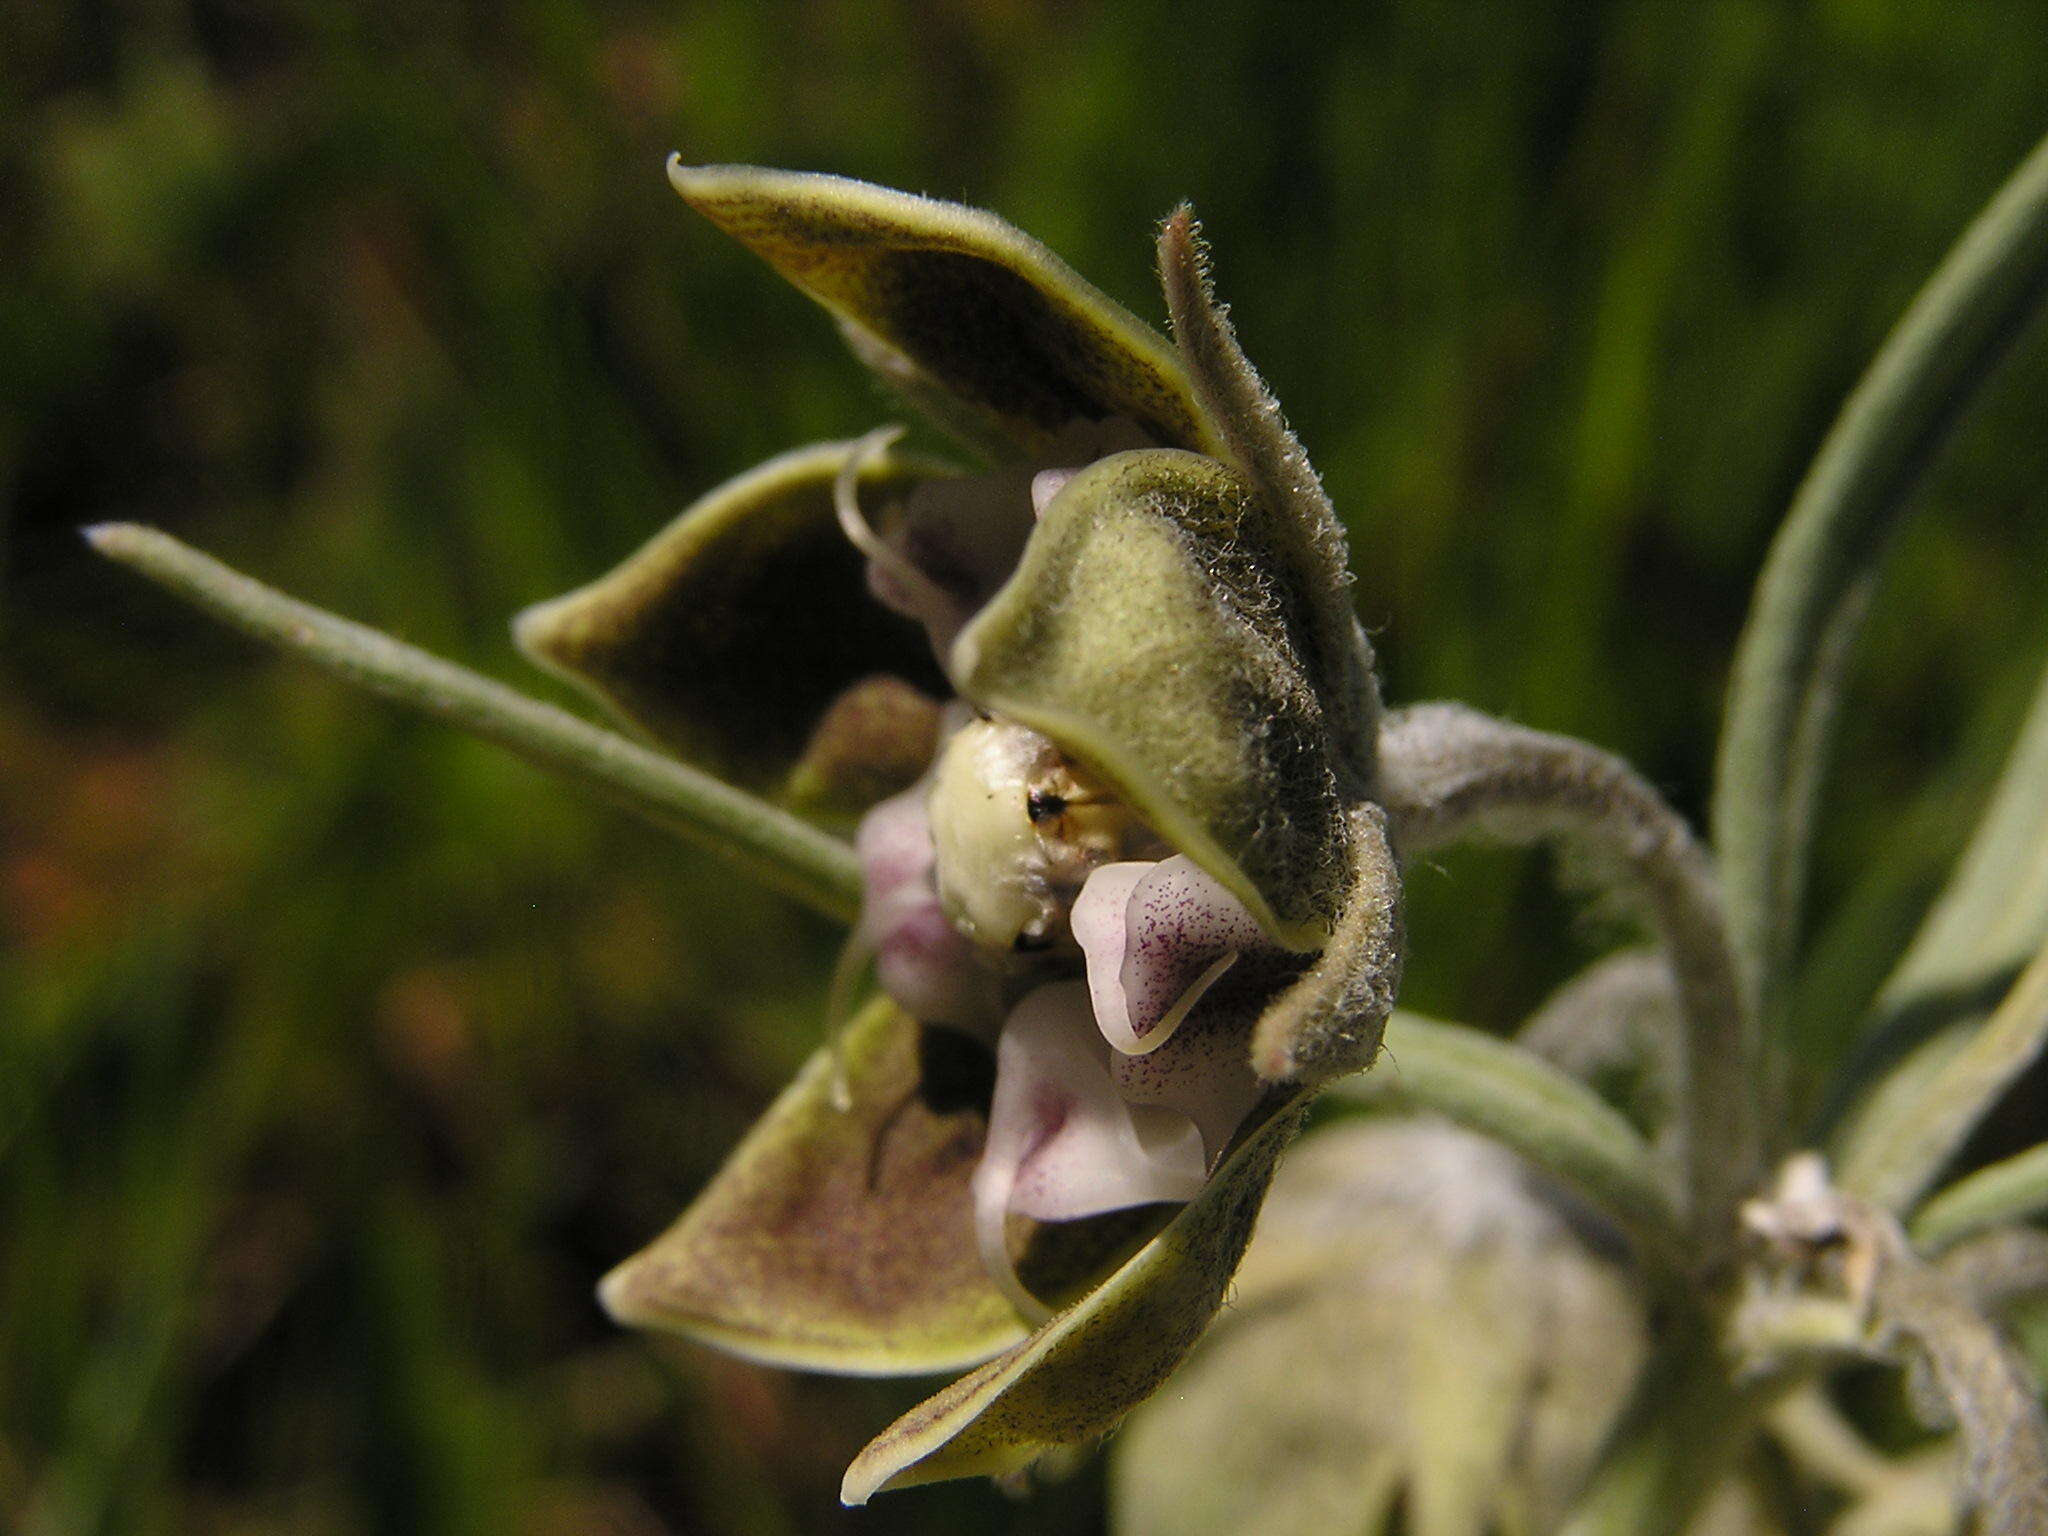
5, 1, 2047, 1531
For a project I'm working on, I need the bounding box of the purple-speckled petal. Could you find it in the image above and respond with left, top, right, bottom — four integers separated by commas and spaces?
1111, 1001, 1266, 1162
1072, 855, 1275, 1055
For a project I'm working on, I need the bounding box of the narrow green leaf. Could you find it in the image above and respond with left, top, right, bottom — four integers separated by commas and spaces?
1838, 942, 2048, 1215
1824, 650, 2048, 1204
88, 523, 863, 921
1835, 652, 2048, 1098
1912, 1142, 2048, 1255
1713, 128, 2048, 1020
1328, 1011, 1687, 1277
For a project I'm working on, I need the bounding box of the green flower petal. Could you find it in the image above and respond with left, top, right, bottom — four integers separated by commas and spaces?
1250, 801, 1403, 1083
669, 162, 1224, 459
514, 440, 948, 790
952, 448, 1353, 950
781, 674, 943, 820
599, 998, 1025, 1375
840, 1093, 1309, 1503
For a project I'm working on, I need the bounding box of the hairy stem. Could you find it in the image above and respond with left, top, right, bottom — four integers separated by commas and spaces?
1557, 1304, 1764, 1536
1377, 703, 1753, 1260
89, 523, 863, 921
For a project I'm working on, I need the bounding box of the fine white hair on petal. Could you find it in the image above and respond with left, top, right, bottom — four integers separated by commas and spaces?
972, 981, 1207, 1322
1072, 855, 1273, 1055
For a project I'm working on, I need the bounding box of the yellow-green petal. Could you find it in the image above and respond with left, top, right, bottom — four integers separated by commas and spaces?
840, 1093, 1309, 1503
514, 440, 947, 791
952, 448, 1352, 950
669, 162, 1224, 460
599, 998, 1025, 1375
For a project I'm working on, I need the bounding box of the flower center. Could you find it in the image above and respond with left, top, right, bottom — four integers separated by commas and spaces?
925, 716, 1150, 955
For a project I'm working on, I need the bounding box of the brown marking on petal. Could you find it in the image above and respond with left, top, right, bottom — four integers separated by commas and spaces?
600, 1000, 1024, 1375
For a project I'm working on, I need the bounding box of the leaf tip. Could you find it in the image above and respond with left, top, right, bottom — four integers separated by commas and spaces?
665, 155, 718, 202
82, 521, 151, 560
508, 590, 572, 669
595, 1253, 657, 1330
1156, 203, 1208, 313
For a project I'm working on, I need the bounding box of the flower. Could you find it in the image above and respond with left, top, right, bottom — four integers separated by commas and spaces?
511, 163, 1405, 1501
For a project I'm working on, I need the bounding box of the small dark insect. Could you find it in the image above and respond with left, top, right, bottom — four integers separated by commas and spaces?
1026, 790, 1067, 823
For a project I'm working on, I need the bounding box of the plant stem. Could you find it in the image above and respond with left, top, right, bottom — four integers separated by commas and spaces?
1713, 128, 2048, 1025
88, 523, 864, 922
1376, 703, 1752, 1261
1556, 1303, 1765, 1536
1333, 1009, 1690, 1281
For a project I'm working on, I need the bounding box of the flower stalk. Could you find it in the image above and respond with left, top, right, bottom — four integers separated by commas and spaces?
86, 522, 864, 920
1375, 703, 1753, 1258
